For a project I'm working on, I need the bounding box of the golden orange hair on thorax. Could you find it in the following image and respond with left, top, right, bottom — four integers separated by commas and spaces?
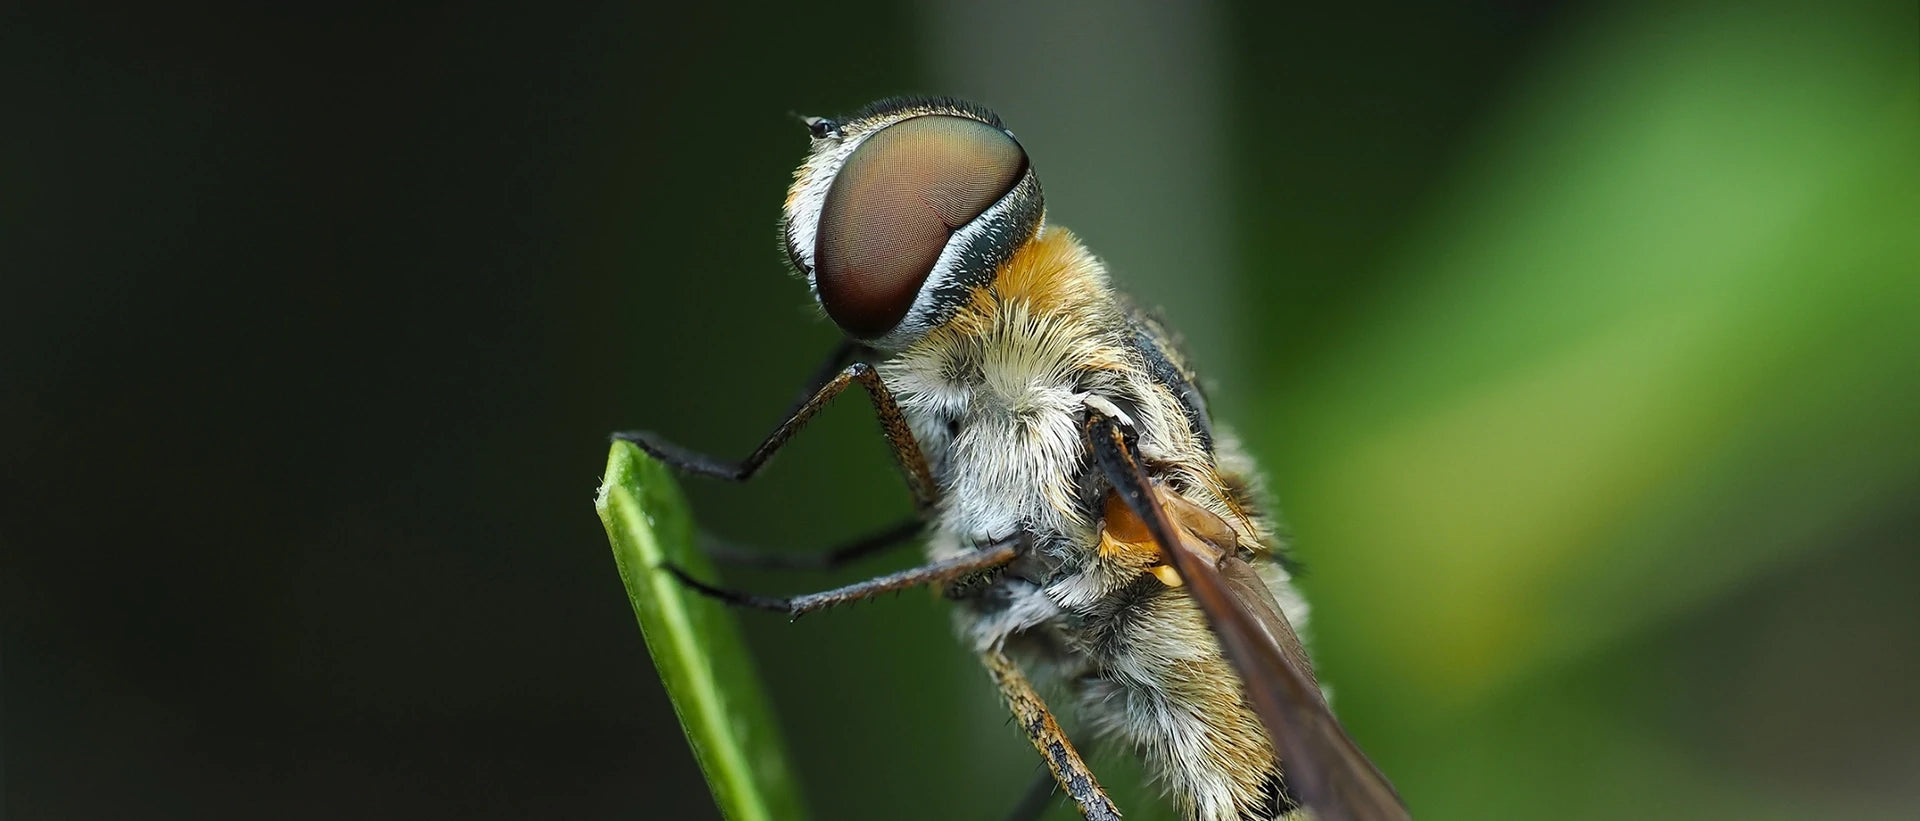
914, 225, 1129, 369
989, 225, 1105, 307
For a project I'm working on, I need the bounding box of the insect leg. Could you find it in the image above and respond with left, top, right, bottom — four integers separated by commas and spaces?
666, 535, 1019, 620
613, 341, 938, 511
981, 650, 1119, 821
1001, 724, 1109, 821
698, 518, 924, 571
782, 337, 867, 414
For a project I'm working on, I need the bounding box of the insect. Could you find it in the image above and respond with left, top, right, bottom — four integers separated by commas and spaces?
618, 97, 1409, 821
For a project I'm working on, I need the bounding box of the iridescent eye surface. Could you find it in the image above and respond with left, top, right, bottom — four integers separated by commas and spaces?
814, 115, 1027, 338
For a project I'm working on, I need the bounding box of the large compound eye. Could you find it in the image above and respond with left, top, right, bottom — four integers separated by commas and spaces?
814, 115, 1027, 338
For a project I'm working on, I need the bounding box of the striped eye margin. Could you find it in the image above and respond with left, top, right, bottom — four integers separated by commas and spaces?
812, 115, 1028, 339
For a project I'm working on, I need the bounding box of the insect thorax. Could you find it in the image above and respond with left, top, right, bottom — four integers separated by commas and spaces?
874, 226, 1243, 643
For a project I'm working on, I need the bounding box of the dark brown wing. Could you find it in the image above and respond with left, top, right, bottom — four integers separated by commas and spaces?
1216, 552, 1319, 696
1205, 554, 1408, 821
1087, 414, 1410, 821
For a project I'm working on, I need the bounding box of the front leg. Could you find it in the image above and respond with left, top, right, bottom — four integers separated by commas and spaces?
614, 346, 937, 512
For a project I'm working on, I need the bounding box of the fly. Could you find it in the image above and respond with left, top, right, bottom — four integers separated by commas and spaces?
617, 96, 1409, 821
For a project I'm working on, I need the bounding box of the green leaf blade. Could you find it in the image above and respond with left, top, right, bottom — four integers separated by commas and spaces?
595, 442, 808, 821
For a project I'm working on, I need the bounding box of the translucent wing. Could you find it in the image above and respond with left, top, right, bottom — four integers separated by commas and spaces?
1087, 414, 1410, 821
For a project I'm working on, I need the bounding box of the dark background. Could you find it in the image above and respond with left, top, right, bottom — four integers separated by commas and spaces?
5, 1, 1916, 819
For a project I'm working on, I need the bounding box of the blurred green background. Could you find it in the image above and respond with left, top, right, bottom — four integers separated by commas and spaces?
4, 0, 1915, 819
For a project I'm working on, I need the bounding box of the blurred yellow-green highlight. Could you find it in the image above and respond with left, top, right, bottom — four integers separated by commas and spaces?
1251, 2, 1918, 818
